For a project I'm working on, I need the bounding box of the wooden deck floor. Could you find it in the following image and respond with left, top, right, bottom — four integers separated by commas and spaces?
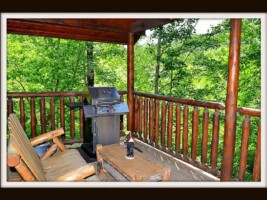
70, 139, 220, 182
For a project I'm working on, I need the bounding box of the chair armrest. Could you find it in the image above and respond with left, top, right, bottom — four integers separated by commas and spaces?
30, 128, 64, 147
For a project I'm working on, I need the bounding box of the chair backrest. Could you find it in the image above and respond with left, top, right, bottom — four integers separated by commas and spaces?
8, 113, 46, 181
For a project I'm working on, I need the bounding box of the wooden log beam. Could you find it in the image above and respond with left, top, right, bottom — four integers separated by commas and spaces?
21, 19, 132, 33
30, 98, 37, 137
237, 107, 261, 117
252, 121, 261, 181
201, 108, 209, 164
161, 101, 167, 148
191, 106, 199, 160
183, 105, 189, 157
238, 115, 250, 181
40, 97, 46, 134
154, 100, 159, 145
8, 19, 128, 44
127, 32, 135, 132
175, 104, 181, 153
133, 91, 225, 110
210, 110, 220, 169
7, 97, 13, 116
8, 91, 83, 98
167, 103, 173, 151
60, 97, 65, 140
221, 19, 242, 181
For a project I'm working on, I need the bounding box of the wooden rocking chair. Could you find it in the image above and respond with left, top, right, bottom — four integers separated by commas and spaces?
7, 113, 95, 181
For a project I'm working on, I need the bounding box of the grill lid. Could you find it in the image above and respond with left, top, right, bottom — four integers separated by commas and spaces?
83, 87, 120, 105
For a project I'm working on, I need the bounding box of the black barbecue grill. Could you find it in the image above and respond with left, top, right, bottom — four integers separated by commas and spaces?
82, 87, 129, 154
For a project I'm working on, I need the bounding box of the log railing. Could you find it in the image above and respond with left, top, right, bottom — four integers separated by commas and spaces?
7, 91, 260, 181
132, 91, 261, 181
7, 91, 127, 144
236, 107, 261, 181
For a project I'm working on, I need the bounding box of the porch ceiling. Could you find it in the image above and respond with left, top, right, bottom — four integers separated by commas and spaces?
7, 18, 173, 44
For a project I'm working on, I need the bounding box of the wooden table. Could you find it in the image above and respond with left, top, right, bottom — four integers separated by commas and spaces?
96, 144, 170, 181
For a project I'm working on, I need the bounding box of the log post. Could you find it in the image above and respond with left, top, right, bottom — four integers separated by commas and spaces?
127, 32, 134, 132
221, 19, 242, 181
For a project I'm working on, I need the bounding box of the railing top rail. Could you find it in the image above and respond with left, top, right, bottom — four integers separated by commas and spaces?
133, 91, 225, 110
237, 107, 261, 117
7, 92, 83, 98
7, 90, 127, 98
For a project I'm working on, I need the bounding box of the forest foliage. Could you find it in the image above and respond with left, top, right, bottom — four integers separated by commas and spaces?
7, 19, 260, 109
7, 19, 261, 181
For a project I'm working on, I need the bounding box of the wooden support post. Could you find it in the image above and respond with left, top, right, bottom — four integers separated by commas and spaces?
127, 32, 134, 132
221, 19, 242, 181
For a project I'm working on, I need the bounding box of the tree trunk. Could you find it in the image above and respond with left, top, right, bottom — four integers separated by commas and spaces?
87, 42, 94, 87
155, 33, 161, 94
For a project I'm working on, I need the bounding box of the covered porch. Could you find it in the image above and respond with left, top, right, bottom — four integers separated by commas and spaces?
6, 17, 261, 182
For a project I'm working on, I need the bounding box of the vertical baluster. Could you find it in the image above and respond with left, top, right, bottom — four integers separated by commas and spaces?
138, 97, 143, 139
79, 96, 84, 139
154, 100, 159, 146
182, 105, 189, 157
144, 98, 148, 142
201, 108, 209, 164
167, 103, 173, 151
50, 97, 55, 131
40, 97, 46, 134
19, 97, 26, 130
252, 121, 261, 181
30, 98, 37, 138
7, 97, 13, 115
175, 104, 181, 153
238, 115, 250, 181
161, 101, 166, 150
70, 96, 75, 139
210, 109, 220, 169
60, 97, 65, 140
149, 99, 154, 143
134, 96, 139, 133
191, 106, 199, 160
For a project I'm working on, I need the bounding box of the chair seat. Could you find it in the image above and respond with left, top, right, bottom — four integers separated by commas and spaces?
42, 149, 90, 181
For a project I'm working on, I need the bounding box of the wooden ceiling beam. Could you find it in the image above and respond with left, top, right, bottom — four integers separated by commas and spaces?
18, 19, 134, 33
7, 19, 128, 44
